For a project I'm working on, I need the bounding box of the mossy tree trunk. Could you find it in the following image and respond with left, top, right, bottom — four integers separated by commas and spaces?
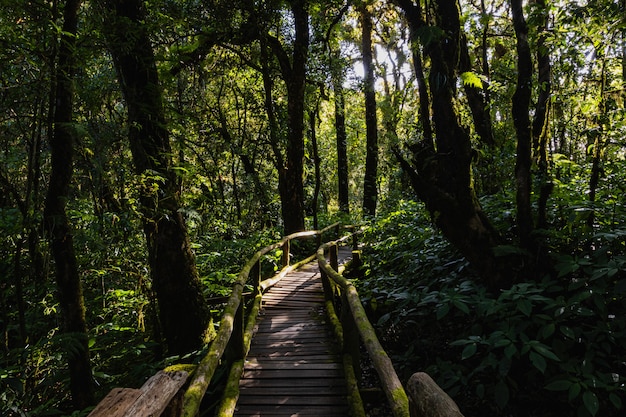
359, 0, 379, 217
102, 0, 209, 355
394, 0, 508, 289
43, 0, 94, 408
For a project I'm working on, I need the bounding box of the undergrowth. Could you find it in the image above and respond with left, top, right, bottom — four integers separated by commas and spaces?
358, 200, 626, 417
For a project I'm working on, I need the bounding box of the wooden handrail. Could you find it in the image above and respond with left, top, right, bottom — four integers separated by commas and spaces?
182, 222, 342, 417
317, 234, 411, 417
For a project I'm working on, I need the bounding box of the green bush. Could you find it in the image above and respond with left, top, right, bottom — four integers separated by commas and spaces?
359, 201, 626, 417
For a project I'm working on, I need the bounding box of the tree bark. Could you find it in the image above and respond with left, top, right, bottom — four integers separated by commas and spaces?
511, 0, 534, 249
394, 0, 507, 289
264, 0, 309, 234
309, 108, 322, 230
43, 0, 94, 408
360, 0, 379, 217
102, 0, 209, 355
332, 60, 350, 214
532, 0, 553, 229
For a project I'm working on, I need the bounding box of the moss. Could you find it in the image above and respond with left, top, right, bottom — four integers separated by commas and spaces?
163, 363, 197, 375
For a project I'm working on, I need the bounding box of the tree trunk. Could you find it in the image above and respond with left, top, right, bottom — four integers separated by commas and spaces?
263, 0, 309, 235
587, 57, 607, 228
282, 0, 308, 234
532, 0, 553, 229
332, 61, 350, 214
43, 0, 94, 408
394, 0, 508, 289
360, 0, 379, 217
511, 0, 534, 249
102, 0, 209, 355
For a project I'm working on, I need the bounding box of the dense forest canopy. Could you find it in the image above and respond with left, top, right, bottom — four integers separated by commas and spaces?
1, 0, 625, 415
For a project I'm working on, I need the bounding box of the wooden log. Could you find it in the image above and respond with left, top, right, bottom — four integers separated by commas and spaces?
87, 370, 189, 417
317, 243, 410, 417
87, 388, 141, 417
124, 371, 189, 417
407, 372, 464, 417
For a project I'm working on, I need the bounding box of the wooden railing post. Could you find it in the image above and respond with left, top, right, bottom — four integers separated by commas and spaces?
352, 229, 359, 251
329, 244, 360, 379
329, 243, 338, 272
282, 239, 290, 268
251, 259, 261, 292
225, 299, 245, 362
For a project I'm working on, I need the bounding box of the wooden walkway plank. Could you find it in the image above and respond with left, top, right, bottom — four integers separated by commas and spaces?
233, 248, 352, 416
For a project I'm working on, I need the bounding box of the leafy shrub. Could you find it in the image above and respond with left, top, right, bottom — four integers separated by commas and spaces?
358, 201, 626, 417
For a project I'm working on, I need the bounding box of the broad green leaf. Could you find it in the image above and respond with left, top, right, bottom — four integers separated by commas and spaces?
437, 304, 450, 320
462, 343, 477, 360
532, 343, 560, 361
504, 344, 517, 359
609, 393, 622, 409
545, 379, 571, 391
583, 391, 599, 416
529, 351, 547, 373
517, 299, 532, 316
568, 383, 581, 401
494, 381, 509, 409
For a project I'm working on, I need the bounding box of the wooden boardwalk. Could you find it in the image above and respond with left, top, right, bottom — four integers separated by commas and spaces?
234, 249, 352, 417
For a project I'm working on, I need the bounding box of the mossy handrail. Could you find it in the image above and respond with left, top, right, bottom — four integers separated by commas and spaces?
317, 234, 410, 417
181, 222, 342, 417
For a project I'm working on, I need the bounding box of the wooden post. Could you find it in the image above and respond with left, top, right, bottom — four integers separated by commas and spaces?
250, 259, 261, 290
282, 240, 290, 268
330, 244, 338, 272
407, 372, 464, 417
352, 230, 359, 251
225, 301, 245, 362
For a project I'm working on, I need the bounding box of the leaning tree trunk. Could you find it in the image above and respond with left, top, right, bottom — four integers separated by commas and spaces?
102, 0, 209, 355
43, 0, 94, 408
394, 0, 508, 289
360, 0, 379, 217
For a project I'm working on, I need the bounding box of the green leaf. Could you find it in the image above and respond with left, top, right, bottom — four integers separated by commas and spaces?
462, 343, 477, 360
540, 323, 556, 339
532, 343, 560, 361
545, 379, 571, 391
517, 299, 532, 316
583, 391, 599, 416
436, 303, 450, 320
529, 351, 547, 373
504, 344, 517, 359
494, 380, 510, 409
568, 383, 581, 401
609, 393, 622, 409
460, 71, 484, 89
560, 325, 575, 339
452, 299, 470, 314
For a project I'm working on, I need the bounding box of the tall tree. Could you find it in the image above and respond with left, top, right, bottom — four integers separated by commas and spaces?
42, 0, 94, 408
359, 0, 379, 216
263, 0, 310, 234
532, 0, 553, 229
331, 54, 351, 214
511, 0, 534, 249
394, 0, 506, 288
101, 0, 209, 355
